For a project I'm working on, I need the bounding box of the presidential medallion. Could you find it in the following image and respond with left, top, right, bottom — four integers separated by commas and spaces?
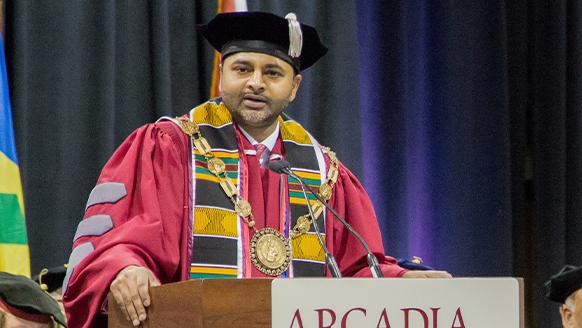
250, 228, 291, 276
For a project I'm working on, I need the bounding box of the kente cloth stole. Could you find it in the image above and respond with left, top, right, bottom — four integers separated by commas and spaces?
183, 100, 328, 279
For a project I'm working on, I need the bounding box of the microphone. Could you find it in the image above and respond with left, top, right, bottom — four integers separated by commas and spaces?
269, 160, 342, 278
269, 160, 384, 278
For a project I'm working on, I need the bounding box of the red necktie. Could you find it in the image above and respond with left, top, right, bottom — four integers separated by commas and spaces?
254, 143, 267, 167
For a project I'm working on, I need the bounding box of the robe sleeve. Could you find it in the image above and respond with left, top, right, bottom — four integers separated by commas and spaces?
62, 121, 192, 328
326, 161, 408, 278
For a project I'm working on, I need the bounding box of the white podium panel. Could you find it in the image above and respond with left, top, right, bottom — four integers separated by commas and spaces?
272, 278, 520, 328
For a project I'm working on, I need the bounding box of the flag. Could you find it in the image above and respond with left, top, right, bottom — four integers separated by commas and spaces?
209, 0, 248, 98
0, 37, 30, 277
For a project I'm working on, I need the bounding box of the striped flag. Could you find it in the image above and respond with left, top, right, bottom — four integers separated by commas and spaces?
209, 0, 248, 98
0, 37, 30, 277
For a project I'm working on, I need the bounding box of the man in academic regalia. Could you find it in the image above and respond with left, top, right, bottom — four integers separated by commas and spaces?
546, 265, 582, 328
63, 11, 451, 328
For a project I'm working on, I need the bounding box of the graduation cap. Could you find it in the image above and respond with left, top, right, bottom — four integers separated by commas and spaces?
197, 11, 328, 72
397, 256, 435, 271
545, 265, 582, 303
0, 271, 67, 327
32, 265, 67, 294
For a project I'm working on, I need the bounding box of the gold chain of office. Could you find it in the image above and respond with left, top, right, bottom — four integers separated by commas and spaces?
177, 117, 339, 276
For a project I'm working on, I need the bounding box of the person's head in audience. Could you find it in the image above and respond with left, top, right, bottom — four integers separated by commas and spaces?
547, 265, 582, 328
0, 272, 67, 328
32, 266, 67, 315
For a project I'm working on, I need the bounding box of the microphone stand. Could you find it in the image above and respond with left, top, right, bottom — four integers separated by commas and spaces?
298, 179, 342, 278
273, 160, 384, 278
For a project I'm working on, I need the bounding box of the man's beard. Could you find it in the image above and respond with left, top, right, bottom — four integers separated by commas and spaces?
222, 91, 291, 130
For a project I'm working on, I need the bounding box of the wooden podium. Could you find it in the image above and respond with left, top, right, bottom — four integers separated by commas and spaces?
108, 279, 272, 327
108, 278, 524, 327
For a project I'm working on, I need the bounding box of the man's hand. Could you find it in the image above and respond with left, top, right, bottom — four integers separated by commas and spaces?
402, 270, 452, 278
110, 266, 160, 326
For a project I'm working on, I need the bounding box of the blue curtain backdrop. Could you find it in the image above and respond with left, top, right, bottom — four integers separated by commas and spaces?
4, 1, 581, 327
358, 1, 512, 276
357, 2, 582, 328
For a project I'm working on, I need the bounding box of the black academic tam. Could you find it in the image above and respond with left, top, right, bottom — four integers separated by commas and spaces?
197, 11, 328, 72
546, 265, 582, 304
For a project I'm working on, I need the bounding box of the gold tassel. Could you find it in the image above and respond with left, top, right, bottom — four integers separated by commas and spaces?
38, 268, 49, 291
285, 13, 303, 58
